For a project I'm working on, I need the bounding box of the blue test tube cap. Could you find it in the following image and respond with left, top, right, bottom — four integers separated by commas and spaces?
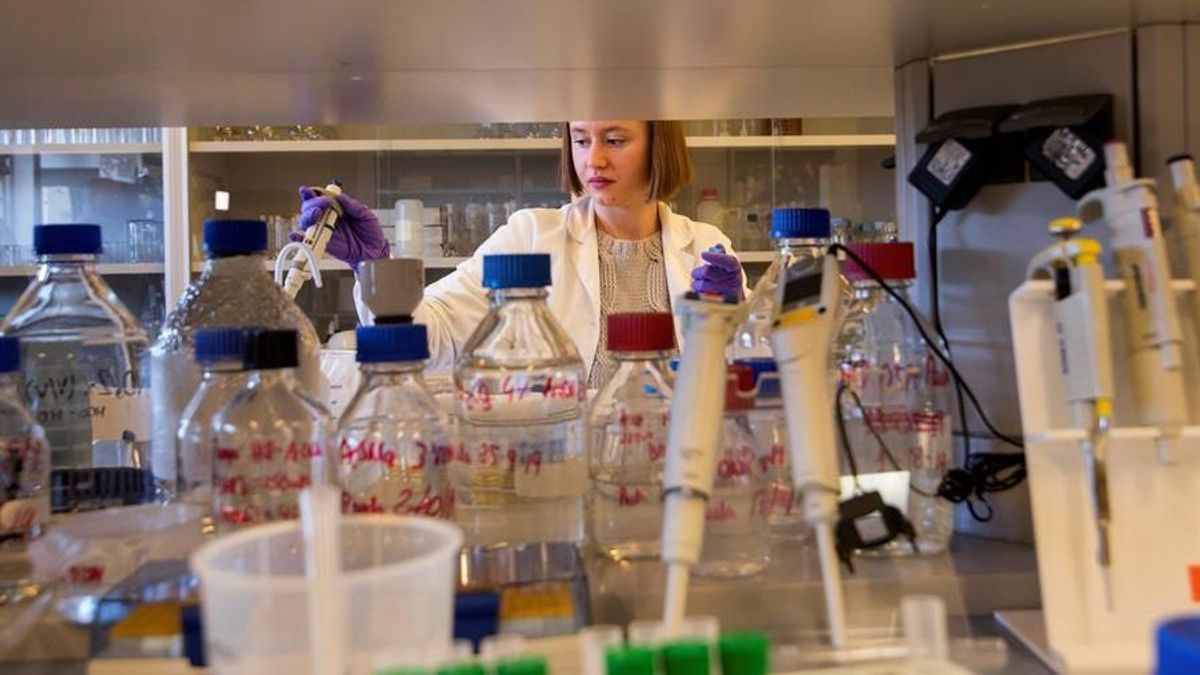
203, 219, 268, 257
771, 208, 831, 240
0, 337, 19, 373
194, 328, 251, 365
356, 324, 430, 363
482, 253, 551, 289
34, 224, 103, 255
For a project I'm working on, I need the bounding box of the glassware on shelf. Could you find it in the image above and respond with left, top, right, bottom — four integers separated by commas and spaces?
126, 219, 163, 263
443, 203, 468, 256
466, 201, 488, 250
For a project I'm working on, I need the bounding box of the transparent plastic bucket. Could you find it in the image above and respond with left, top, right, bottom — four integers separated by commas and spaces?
191, 515, 463, 674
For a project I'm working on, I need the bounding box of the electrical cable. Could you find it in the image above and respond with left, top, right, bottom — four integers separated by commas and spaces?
926, 208, 975, 470
835, 382, 936, 499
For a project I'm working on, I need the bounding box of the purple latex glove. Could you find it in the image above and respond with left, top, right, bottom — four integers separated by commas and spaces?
691, 248, 745, 300
290, 187, 389, 271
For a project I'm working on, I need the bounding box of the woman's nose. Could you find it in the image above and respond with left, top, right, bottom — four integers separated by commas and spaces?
586, 143, 608, 168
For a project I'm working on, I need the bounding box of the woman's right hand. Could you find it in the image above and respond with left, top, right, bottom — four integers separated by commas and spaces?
292, 187, 390, 269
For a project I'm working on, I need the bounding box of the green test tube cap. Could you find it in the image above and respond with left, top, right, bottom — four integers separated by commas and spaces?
718, 633, 769, 675
437, 663, 486, 675
605, 646, 657, 675
496, 655, 548, 675
660, 640, 710, 675
375, 669, 430, 675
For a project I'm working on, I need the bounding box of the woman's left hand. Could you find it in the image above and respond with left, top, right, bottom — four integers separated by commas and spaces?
691, 249, 745, 300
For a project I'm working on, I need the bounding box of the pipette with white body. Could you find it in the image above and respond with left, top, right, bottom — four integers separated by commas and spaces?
1027, 217, 1116, 609
1167, 155, 1200, 349
1078, 142, 1186, 458
659, 289, 743, 633
283, 180, 344, 298
769, 253, 848, 649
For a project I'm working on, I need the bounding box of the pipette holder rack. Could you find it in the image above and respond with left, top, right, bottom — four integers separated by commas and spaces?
1009, 278, 1200, 673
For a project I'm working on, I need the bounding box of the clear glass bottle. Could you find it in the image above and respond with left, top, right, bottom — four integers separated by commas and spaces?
587, 312, 676, 561
336, 323, 453, 519
735, 358, 810, 542
732, 208, 831, 360
697, 364, 770, 577
0, 337, 50, 546
211, 329, 331, 534
0, 224, 150, 512
151, 219, 322, 502
834, 242, 955, 555
453, 254, 587, 547
175, 328, 249, 524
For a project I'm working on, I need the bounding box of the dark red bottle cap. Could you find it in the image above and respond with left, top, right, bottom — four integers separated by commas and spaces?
725, 363, 756, 411
607, 312, 677, 352
842, 242, 916, 282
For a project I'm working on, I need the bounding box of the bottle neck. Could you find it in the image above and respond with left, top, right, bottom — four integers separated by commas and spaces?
249, 366, 298, 388
851, 278, 914, 300
37, 254, 98, 278
774, 237, 828, 253
611, 349, 677, 362
203, 252, 268, 277
202, 359, 246, 375
489, 287, 549, 304
360, 361, 426, 378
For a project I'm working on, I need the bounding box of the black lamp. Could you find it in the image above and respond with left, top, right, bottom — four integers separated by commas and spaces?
998, 94, 1113, 199
907, 105, 1022, 211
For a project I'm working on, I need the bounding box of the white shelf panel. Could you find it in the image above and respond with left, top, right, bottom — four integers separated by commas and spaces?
189, 257, 468, 273
188, 134, 894, 154
0, 262, 164, 277
0, 143, 161, 155
737, 251, 776, 263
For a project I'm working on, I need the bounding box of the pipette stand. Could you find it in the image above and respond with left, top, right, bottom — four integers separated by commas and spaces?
1008, 278, 1200, 673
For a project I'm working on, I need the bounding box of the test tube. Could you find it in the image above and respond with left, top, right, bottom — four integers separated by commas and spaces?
480, 634, 527, 665
580, 625, 625, 675
901, 595, 949, 660
628, 619, 668, 648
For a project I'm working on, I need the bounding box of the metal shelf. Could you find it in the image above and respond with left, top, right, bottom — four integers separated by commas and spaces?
188, 134, 895, 154
0, 262, 164, 277
0, 143, 161, 155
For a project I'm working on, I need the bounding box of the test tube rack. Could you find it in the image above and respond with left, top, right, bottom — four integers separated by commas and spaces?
1008, 278, 1200, 673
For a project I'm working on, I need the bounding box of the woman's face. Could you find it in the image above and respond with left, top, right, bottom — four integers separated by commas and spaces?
569, 120, 651, 207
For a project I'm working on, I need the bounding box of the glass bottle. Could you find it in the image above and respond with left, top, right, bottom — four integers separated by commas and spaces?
0, 336, 50, 546
696, 364, 769, 578
834, 242, 955, 555
587, 312, 676, 561
0, 224, 150, 512
150, 219, 322, 502
336, 323, 453, 519
734, 358, 809, 542
211, 329, 331, 534
731, 208, 831, 361
175, 328, 249, 523
453, 254, 587, 547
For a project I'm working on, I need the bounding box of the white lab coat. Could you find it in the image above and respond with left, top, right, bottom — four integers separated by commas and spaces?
355, 196, 739, 373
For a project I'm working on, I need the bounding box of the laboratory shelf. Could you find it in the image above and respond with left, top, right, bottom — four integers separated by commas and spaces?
0, 262, 164, 277
190, 257, 468, 274
188, 134, 896, 154
0, 143, 161, 155
737, 251, 776, 263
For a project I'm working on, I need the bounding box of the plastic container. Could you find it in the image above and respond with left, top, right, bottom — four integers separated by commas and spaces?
452, 254, 587, 547
394, 199, 426, 259
587, 313, 676, 561
0, 337, 49, 544
191, 514, 462, 674
695, 188, 727, 230
834, 242, 955, 555
150, 219, 322, 502
696, 365, 769, 578
336, 324, 453, 519
732, 208, 831, 361
211, 330, 331, 534
0, 224, 150, 511
175, 328, 249, 520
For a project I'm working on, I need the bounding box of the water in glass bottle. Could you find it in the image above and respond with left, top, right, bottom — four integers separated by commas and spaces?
0, 337, 50, 546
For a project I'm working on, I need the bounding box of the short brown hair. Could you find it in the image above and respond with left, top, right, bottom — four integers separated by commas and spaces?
560, 121, 693, 201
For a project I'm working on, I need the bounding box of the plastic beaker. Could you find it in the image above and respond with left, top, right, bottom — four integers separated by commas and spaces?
191, 515, 463, 675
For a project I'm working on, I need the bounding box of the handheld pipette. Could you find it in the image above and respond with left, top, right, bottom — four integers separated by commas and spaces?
1078, 142, 1186, 458
660, 290, 743, 633
1167, 154, 1200, 351
770, 253, 848, 649
282, 180, 344, 299
1027, 217, 1116, 609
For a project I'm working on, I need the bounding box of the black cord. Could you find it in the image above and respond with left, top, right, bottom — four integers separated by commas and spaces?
837, 383, 936, 499
926, 208, 974, 466
831, 243, 1024, 450
834, 382, 864, 493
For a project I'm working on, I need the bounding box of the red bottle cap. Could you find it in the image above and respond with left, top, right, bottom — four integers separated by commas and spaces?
842, 242, 916, 282
607, 313, 677, 352
725, 363, 756, 411
701, 187, 719, 199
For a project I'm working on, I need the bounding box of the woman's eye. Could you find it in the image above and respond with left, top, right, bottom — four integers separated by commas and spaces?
606, 137, 626, 146
572, 138, 589, 147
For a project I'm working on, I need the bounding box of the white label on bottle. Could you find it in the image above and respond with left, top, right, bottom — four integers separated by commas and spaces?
927, 139, 972, 187
88, 386, 150, 443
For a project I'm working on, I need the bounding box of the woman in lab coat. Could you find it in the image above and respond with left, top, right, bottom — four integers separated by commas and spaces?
301, 120, 744, 386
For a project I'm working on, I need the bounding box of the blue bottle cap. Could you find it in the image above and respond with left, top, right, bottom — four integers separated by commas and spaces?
1158, 616, 1200, 675
203, 219, 268, 257
771, 208, 831, 240
33, 224, 103, 255
355, 324, 430, 363
482, 253, 551, 289
734, 358, 781, 400
194, 328, 250, 364
0, 337, 19, 373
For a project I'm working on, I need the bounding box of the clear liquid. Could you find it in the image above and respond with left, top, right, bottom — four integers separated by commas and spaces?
452, 364, 587, 546
696, 484, 770, 578
588, 467, 663, 561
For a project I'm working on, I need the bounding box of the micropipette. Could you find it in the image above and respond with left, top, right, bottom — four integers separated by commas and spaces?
1078, 142, 1186, 459
283, 180, 344, 299
1027, 217, 1116, 609
659, 289, 743, 633
769, 253, 848, 649
1167, 155, 1200, 350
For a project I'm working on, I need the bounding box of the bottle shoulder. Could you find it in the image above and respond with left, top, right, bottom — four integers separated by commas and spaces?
156, 272, 319, 353
3, 275, 146, 341
458, 301, 584, 370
